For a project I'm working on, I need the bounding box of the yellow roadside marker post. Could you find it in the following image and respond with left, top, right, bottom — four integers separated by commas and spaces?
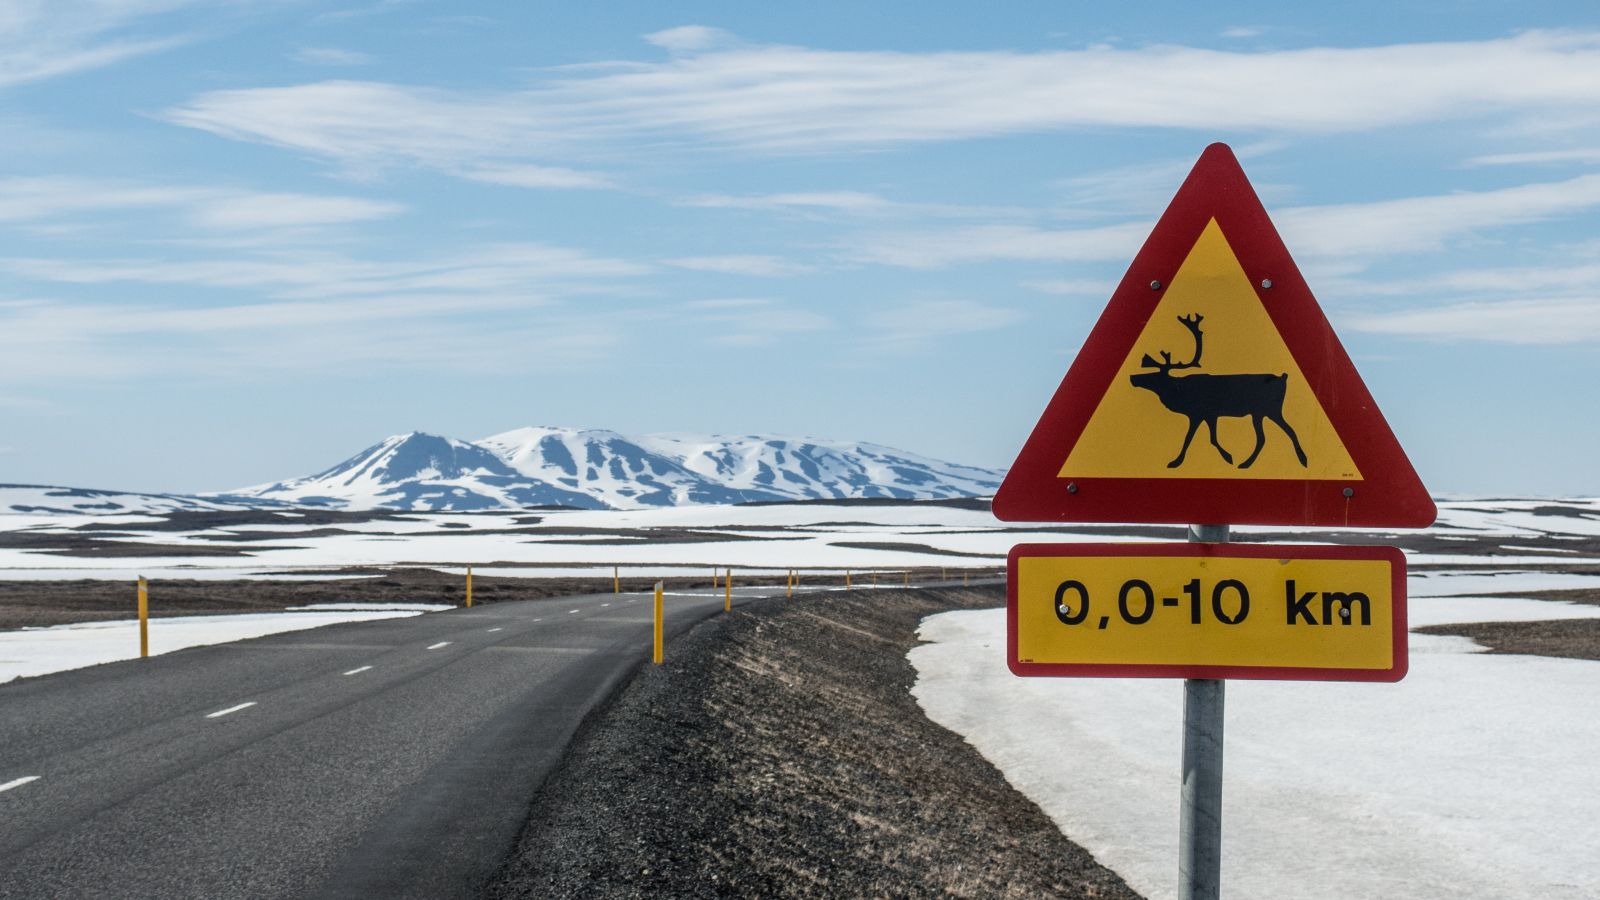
846, 569, 852, 589
872, 572, 878, 587
465, 566, 473, 608
724, 568, 732, 612
652, 581, 664, 664
137, 576, 149, 659
904, 570, 910, 587
786, 569, 793, 599
614, 566, 620, 594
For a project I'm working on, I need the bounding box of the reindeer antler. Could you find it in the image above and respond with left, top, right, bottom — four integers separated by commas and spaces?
1139, 313, 1205, 373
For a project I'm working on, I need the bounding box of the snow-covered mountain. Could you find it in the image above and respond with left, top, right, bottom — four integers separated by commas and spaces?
223, 426, 1005, 512
228, 432, 606, 511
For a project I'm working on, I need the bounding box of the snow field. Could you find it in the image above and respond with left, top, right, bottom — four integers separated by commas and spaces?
909, 590, 1600, 900
4, 499, 1600, 584
0, 605, 449, 684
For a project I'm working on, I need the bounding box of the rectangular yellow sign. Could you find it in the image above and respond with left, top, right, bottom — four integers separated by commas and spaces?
1008, 543, 1406, 681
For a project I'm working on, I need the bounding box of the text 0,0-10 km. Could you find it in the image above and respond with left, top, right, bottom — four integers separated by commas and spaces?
1007, 544, 1406, 681
1054, 577, 1253, 628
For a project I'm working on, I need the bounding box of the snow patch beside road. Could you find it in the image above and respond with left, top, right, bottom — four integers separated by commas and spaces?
0, 605, 447, 683
909, 592, 1600, 900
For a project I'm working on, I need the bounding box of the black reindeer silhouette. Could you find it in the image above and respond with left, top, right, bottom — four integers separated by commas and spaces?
1128, 314, 1309, 469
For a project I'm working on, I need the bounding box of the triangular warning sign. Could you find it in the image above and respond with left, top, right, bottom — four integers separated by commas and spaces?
994, 144, 1434, 527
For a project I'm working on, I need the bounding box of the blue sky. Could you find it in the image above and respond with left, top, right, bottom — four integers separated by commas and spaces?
3, 1, 1600, 497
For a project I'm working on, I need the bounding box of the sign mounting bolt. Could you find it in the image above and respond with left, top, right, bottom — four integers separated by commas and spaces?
1149, 280, 1162, 290
1342, 487, 1354, 498
1260, 278, 1273, 289
1067, 482, 1079, 494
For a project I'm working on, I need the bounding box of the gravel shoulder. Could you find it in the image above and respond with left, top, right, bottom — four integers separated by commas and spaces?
487, 586, 1139, 899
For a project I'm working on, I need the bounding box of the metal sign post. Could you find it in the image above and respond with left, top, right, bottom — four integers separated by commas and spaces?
1181, 524, 1227, 900
993, 143, 1434, 900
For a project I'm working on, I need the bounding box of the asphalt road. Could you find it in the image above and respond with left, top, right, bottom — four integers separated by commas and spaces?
0, 584, 778, 899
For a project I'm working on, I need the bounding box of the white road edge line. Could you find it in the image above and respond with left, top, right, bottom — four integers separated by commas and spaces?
206, 702, 256, 719
0, 776, 41, 793
427, 642, 451, 650
343, 666, 373, 676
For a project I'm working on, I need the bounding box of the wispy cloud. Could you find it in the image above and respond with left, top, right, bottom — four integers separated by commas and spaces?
0, 176, 404, 231
1318, 255, 1600, 345
161, 29, 1600, 172
666, 255, 814, 277
0, 1, 258, 91
683, 297, 829, 346
312, 0, 420, 25
432, 15, 492, 27
1020, 278, 1116, 297
188, 192, 403, 230
845, 222, 1146, 268
677, 190, 1023, 221
457, 163, 615, 190
0, 176, 203, 221
1466, 148, 1600, 167
680, 191, 893, 212
2, 242, 648, 299
0, 294, 631, 381
1275, 172, 1600, 258
1346, 297, 1600, 344
643, 25, 739, 54
0, 291, 533, 337
846, 172, 1600, 269
861, 299, 1024, 351
1334, 262, 1600, 298
291, 46, 375, 66
0, 244, 651, 382
1052, 158, 1205, 211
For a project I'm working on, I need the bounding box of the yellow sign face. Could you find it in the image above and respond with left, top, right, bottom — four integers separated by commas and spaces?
1060, 219, 1361, 480
1009, 545, 1405, 680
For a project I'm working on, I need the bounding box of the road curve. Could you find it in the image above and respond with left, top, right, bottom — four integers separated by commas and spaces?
0, 585, 767, 899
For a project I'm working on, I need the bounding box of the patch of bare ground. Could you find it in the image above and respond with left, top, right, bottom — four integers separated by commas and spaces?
1481, 587, 1600, 606
1415, 587, 1600, 661
0, 570, 998, 632
0, 570, 600, 630
828, 540, 998, 558
1416, 619, 1600, 661
487, 587, 1139, 899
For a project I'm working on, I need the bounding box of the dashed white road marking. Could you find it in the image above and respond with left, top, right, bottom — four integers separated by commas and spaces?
426, 642, 451, 650
567, 609, 580, 614
487, 627, 503, 633
343, 666, 373, 676
602, 603, 611, 607
532, 618, 542, 623
206, 702, 256, 719
0, 776, 40, 793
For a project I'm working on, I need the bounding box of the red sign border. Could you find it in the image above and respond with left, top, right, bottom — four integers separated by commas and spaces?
992, 143, 1435, 528
1007, 542, 1408, 682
